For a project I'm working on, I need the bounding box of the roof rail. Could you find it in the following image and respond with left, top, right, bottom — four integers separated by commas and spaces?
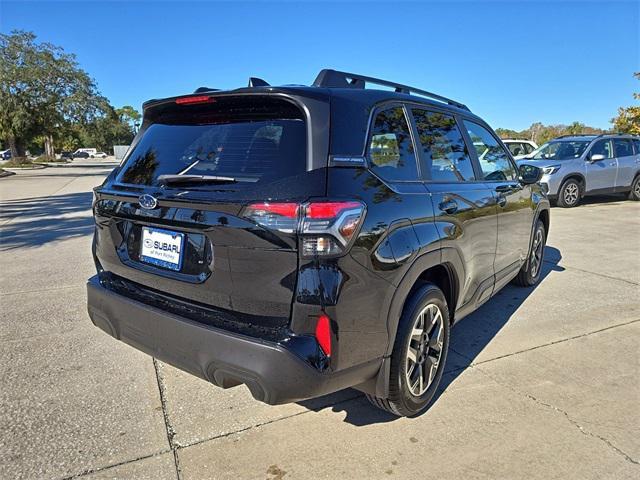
555, 134, 600, 139
555, 133, 633, 139
312, 68, 470, 111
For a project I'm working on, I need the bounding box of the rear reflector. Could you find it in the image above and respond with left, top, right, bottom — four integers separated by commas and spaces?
315, 314, 332, 357
175, 95, 215, 105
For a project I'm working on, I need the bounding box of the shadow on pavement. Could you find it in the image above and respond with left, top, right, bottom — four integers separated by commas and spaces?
299, 246, 564, 426
0, 192, 94, 250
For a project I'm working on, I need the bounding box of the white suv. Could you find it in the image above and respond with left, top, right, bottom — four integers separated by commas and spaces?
503, 139, 538, 159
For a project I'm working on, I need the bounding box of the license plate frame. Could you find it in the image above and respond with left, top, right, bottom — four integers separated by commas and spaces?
140, 226, 185, 272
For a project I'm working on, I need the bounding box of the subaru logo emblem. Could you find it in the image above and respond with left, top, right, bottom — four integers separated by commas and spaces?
139, 194, 158, 210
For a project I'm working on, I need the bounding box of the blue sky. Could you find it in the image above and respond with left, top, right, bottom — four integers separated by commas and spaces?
1, 0, 638, 130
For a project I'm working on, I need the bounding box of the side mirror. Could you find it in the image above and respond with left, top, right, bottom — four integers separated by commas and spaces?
518, 164, 542, 185
589, 153, 605, 163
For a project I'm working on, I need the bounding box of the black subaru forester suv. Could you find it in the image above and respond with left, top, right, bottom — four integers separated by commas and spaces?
88, 69, 550, 417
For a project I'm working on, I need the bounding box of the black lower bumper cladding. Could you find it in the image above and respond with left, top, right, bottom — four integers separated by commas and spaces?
87, 276, 379, 404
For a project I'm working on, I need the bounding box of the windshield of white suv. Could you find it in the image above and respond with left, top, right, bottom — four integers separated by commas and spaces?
531, 140, 590, 160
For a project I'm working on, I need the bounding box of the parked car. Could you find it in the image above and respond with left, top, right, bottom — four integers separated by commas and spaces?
517, 134, 640, 207
60, 151, 74, 160
0, 149, 11, 160
74, 148, 97, 156
503, 139, 538, 159
72, 151, 90, 159
87, 69, 550, 417
91, 152, 108, 158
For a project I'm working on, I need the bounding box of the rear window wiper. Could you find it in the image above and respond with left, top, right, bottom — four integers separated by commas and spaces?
157, 174, 238, 186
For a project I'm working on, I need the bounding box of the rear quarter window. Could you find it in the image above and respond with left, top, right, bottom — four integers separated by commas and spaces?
367, 106, 419, 182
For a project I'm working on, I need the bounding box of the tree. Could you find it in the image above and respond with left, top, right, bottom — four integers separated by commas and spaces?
611, 72, 640, 135
0, 30, 105, 157
116, 105, 141, 132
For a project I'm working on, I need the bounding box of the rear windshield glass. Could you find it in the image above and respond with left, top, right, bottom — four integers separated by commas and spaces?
116, 97, 306, 187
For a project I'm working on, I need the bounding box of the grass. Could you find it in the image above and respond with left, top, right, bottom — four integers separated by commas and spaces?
3, 157, 35, 168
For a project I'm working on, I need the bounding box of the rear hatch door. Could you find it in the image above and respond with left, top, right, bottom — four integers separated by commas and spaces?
94, 94, 328, 333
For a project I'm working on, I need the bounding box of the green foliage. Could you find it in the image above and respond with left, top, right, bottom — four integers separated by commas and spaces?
611, 72, 640, 135
496, 121, 608, 145
0, 30, 105, 155
0, 31, 138, 156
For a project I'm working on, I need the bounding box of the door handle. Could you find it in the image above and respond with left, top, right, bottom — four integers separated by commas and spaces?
495, 184, 520, 193
438, 199, 458, 214
609, 162, 616, 167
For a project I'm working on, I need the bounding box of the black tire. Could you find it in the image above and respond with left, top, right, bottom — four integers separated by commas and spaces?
366, 284, 450, 417
513, 219, 546, 287
628, 176, 640, 201
557, 178, 582, 208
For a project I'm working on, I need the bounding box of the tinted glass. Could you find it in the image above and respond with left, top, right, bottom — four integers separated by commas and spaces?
464, 121, 516, 181
634, 139, 640, 154
523, 143, 535, 154
590, 140, 613, 159
368, 107, 419, 181
412, 109, 474, 181
117, 100, 306, 187
613, 139, 633, 157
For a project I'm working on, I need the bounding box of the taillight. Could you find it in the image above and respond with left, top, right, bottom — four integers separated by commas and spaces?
243, 202, 299, 233
315, 314, 332, 357
242, 200, 366, 257
300, 201, 365, 256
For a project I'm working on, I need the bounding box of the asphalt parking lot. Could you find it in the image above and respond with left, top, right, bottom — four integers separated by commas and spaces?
1, 167, 638, 480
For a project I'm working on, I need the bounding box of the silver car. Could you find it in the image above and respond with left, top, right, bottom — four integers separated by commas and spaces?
517, 134, 640, 207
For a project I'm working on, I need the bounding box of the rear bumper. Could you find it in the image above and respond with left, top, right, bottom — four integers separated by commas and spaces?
87, 276, 379, 404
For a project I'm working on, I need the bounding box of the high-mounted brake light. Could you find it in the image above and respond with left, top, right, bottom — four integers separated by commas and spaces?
315, 314, 332, 357
175, 95, 215, 105
242, 200, 366, 257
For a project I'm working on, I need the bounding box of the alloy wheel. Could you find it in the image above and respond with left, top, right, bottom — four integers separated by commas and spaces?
530, 227, 545, 278
634, 180, 640, 198
405, 304, 444, 396
563, 183, 579, 205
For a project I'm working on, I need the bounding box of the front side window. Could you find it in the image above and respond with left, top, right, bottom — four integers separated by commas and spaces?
589, 140, 613, 159
368, 107, 419, 182
613, 138, 633, 157
532, 140, 589, 161
523, 143, 536, 154
633, 139, 640, 154
412, 109, 474, 181
464, 120, 516, 181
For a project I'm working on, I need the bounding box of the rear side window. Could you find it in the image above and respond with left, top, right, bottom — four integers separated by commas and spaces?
464, 120, 517, 181
368, 107, 419, 182
590, 140, 613, 159
117, 97, 306, 187
507, 143, 525, 156
613, 138, 633, 157
634, 139, 640, 154
412, 109, 474, 181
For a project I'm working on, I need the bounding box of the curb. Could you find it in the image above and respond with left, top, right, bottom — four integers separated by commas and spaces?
3, 165, 47, 171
